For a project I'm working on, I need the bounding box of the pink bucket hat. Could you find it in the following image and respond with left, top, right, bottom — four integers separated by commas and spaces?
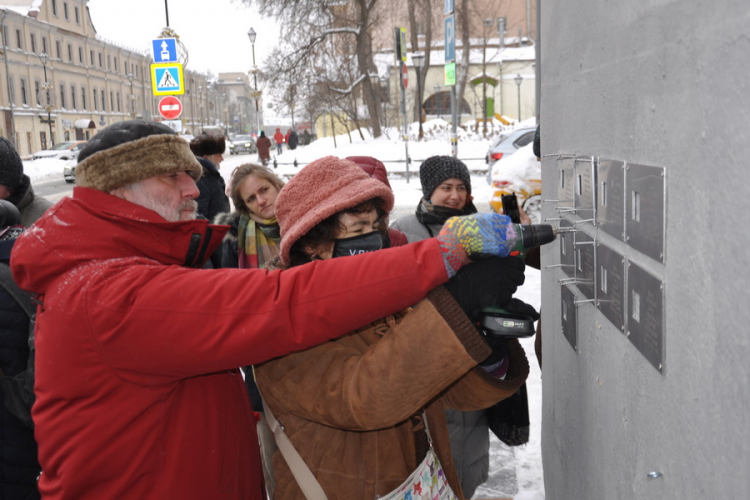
276, 156, 395, 265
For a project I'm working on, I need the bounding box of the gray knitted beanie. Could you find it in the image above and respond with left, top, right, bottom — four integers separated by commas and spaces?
0, 137, 24, 189
419, 155, 472, 200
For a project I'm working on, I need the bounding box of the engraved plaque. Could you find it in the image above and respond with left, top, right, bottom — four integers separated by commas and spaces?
596, 243, 625, 331
559, 219, 575, 278
626, 163, 666, 263
574, 156, 596, 219
627, 262, 665, 373
597, 159, 625, 240
561, 285, 577, 351
558, 156, 576, 217
574, 231, 596, 301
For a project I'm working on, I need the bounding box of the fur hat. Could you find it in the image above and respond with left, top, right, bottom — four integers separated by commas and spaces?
345, 156, 391, 189
0, 137, 24, 189
189, 133, 226, 157
76, 120, 202, 193
276, 156, 394, 266
419, 155, 472, 200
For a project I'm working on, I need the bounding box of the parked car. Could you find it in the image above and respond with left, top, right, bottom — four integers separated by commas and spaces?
62, 157, 78, 184
229, 135, 256, 154
32, 141, 86, 161
488, 143, 542, 224
485, 127, 537, 184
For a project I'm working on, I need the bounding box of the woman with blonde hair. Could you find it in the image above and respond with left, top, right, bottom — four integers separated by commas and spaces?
215, 163, 285, 269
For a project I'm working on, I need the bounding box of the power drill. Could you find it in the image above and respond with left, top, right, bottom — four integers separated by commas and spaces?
481, 211, 558, 338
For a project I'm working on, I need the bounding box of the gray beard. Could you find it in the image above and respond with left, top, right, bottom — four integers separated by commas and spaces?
126, 183, 198, 222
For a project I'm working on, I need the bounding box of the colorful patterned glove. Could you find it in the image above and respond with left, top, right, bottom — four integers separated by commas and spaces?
436, 213, 518, 277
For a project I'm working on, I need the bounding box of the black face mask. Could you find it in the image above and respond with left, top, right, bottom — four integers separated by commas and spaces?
332, 231, 384, 259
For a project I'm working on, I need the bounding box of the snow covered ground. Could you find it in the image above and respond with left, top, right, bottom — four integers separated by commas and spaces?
23, 120, 544, 499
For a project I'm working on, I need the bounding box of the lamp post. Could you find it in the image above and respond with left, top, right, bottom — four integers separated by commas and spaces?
433, 83, 441, 118
198, 85, 204, 131
126, 73, 137, 119
514, 74, 523, 122
247, 28, 261, 137
38, 52, 54, 147
412, 51, 425, 140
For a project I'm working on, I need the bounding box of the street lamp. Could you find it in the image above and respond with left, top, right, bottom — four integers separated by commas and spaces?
198, 85, 204, 131
126, 73, 136, 119
433, 83, 441, 118
247, 28, 261, 137
38, 52, 54, 147
412, 51, 425, 140
514, 74, 523, 121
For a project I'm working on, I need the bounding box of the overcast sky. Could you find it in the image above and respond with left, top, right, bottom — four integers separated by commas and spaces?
87, 0, 280, 76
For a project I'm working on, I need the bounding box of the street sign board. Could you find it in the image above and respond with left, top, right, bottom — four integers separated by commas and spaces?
445, 15, 455, 62
444, 62, 456, 86
445, 0, 454, 15
395, 27, 407, 62
162, 119, 183, 133
151, 63, 185, 96
401, 64, 409, 88
158, 96, 183, 120
152, 38, 178, 63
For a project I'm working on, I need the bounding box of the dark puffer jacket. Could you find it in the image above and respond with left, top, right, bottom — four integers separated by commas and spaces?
195, 157, 230, 224
0, 239, 40, 499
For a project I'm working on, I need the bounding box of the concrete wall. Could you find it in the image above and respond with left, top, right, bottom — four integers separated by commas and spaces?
540, 1, 750, 498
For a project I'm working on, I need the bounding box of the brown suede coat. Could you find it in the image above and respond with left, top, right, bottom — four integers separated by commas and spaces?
255, 287, 530, 500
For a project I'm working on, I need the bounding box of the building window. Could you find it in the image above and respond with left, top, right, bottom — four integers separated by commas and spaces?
51, 0, 58, 17
124, 62, 128, 75
16, 29, 22, 50
110, 91, 114, 111
59, 83, 65, 108
30, 33, 36, 53
79, 46, 83, 63
71, 85, 76, 109
135, 65, 139, 78
90, 49, 94, 65
55, 40, 61, 59
63, 2, 69, 20
8, 78, 15, 105
98, 52, 103, 68
114, 57, 118, 73
42, 37, 48, 54
117, 92, 121, 112
107, 54, 111, 70
101, 89, 105, 111
93, 88, 98, 110
34, 80, 41, 106
20, 78, 28, 105
68, 43, 73, 62
75, 6, 80, 24
81, 86, 86, 109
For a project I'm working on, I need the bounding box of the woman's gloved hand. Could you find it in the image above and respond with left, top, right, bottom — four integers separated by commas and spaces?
443, 257, 526, 322
436, 213, 518, 277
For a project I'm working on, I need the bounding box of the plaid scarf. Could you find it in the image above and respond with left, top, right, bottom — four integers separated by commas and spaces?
237, 213, 281, 269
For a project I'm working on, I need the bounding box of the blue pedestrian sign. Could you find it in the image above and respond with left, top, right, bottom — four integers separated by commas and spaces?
445, 15, 455, 62
150, 63, 185, 96
152, 38, 178, 63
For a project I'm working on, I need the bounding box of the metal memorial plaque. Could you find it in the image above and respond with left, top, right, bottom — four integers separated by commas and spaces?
559, 219, 575, 278
574, 156, 596, 220
626, 163, 666, 263
627, 262, 665, 373
574, 231, 596, 301
596, 243, 625, 332
597, 159, 625, 240
561, 285, 577, 351
558, 156, 576, 217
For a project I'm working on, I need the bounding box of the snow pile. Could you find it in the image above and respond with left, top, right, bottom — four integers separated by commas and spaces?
23, 158, 70, 181
490, 142, 540, 193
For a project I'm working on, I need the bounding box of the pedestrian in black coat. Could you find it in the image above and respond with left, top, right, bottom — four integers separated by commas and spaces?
287, 129, 298, 150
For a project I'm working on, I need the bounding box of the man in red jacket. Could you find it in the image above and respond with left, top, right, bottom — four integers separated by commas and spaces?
273, 127, 284, 155
11, 120, 524, 500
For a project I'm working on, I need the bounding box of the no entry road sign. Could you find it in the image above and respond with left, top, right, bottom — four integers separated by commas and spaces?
158, 96, 183, 120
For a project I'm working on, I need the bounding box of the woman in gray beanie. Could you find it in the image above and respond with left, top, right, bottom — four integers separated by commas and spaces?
391, 155, 477, 242
391, 155, 492, 498
0, 137, 52, 227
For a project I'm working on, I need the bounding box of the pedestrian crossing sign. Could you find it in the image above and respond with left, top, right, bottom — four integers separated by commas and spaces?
151, 63, 185, 96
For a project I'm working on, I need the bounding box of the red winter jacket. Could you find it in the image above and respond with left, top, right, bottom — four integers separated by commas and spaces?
11, 187, 449, 500
274, 129, 284, 144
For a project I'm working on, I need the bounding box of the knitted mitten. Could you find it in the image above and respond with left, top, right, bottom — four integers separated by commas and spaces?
436, 213, 518, 277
